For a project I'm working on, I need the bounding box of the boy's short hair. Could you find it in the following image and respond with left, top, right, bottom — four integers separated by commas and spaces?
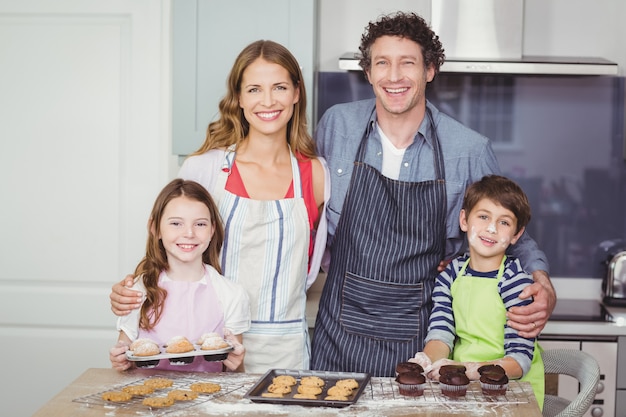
463, 175, 531, 234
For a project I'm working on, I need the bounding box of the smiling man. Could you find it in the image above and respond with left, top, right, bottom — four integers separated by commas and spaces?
310, 11, 556, 377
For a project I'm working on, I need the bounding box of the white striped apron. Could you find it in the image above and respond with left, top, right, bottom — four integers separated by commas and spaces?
212, 146, 310, 373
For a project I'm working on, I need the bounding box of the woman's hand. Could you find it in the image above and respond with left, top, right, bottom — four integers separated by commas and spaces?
110, 275, 143, 316
507, 270, 556, 338
109, 341, 133, 372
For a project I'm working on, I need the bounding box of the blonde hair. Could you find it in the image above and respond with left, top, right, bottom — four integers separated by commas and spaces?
191, 40, 316, 160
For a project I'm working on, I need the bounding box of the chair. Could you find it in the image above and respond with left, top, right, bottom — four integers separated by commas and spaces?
541, 349, 600, 417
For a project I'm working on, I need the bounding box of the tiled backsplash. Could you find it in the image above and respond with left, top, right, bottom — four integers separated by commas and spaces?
316, 72, 626, 278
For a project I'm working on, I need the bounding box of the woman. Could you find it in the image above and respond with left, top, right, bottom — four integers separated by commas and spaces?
110, 40, 330, 373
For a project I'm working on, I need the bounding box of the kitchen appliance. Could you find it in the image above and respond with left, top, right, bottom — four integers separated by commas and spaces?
338, 0, 618, 75
598, 239, 626, 307
549, 299, 613, 323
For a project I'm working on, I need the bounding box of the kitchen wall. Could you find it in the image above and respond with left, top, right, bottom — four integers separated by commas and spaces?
317, 0, 626, 76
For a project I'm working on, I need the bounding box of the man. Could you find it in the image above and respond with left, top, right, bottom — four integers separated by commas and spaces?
310, 11, 555, 377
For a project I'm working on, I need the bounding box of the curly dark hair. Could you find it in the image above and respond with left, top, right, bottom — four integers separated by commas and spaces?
358, 11, 445, 75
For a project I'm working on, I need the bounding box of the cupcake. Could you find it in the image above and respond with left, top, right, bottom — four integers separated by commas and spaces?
438, 365, 469, 397
478, 364, 509, 396
395, 361, 424, 376
395, 371, 426, 396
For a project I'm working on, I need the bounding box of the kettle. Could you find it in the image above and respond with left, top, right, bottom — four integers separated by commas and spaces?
598, 239, 626, 306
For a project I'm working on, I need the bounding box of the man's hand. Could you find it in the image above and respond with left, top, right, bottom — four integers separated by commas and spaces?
507, 270, 556, 338
110, 275, 143, 316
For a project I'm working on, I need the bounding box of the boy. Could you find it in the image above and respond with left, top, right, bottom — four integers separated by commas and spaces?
411, 175, 544, 407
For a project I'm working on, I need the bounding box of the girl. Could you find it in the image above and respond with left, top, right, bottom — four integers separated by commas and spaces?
109, 179, 250, 372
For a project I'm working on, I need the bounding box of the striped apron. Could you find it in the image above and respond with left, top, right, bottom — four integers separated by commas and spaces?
311, 108, 447, 377
212, 146, 310, 373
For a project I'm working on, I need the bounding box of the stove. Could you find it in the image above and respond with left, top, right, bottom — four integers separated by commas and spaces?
549, 299, 614, 322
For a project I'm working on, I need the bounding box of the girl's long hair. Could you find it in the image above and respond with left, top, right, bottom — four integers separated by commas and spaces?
191, 39, 316, 160
135, 179, 224, 330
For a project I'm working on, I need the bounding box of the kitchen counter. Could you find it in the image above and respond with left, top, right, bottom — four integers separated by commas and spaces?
33, 368, 542, 417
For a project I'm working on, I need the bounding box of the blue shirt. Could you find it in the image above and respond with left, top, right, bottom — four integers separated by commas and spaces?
314, 98, 549, 273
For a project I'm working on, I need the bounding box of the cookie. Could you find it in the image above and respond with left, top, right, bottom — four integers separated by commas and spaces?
293, 393, 318, 399
267, 383, 292, 394
327, 385, 353, 397
101, 391, 132, 402
142, 396, 175, 408
300, 376, 325, 387
325, 395, 349, 401
190, 382, 221, 393
297, 384, 322, 395
143, 377, 174, 389
272, 375, 297, 386
336, 378, 359, 390
122, 385, 154, 396
167, 389, 199, 401
261, 392, 284, 397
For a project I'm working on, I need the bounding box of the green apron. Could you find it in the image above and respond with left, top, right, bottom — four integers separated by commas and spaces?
451, 257, 544, 409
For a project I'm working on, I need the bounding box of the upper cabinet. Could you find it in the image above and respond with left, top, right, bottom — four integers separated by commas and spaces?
172, 0, 317, 155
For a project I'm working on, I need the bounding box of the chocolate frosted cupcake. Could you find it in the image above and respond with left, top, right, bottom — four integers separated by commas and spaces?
395, 371, 426, 396
438, 365, 469, 397
395, 361, 424, 376
478, 364, 509, 396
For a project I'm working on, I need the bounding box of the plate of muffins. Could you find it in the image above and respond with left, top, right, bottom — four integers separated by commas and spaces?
125, 334, 233, 368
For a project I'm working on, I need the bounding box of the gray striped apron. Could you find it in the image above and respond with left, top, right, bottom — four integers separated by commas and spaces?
311, 108, 446, 377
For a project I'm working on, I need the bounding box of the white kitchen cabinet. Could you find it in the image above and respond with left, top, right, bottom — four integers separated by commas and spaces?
172, 0, 317, 155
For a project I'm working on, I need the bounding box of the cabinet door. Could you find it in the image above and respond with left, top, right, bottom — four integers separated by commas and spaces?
583, 341, 617, 417
172, 0, 316, 155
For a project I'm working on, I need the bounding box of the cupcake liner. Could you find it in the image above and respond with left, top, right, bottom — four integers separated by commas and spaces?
480, 381, 508, 395
397, 382, 426, 397
439, 382, 468, 397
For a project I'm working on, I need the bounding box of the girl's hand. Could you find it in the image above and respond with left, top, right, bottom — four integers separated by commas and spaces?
110, 341, 133, 372
222, 329, 245, 372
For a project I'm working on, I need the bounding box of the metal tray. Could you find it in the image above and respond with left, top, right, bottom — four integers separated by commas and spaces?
125, 343, 233, 367
244, 369, 371, 408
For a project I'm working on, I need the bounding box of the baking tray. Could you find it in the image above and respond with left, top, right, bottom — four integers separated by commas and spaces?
244, 369, 371, 408
125, 343, 233, 368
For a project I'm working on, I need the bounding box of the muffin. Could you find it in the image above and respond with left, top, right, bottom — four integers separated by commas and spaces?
165, 336, 194, 353
438, 365, 469, 397
130, 338, 160, 356
478, 364, 509, 396
395, 371, 426, 396
395, 361, 424, 376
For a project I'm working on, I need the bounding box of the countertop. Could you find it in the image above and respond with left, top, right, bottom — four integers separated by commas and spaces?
33, 368, 542, 417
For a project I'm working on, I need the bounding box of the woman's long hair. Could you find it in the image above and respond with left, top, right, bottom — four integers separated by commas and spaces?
191, 40, 316, 160
135, 179, 224, 330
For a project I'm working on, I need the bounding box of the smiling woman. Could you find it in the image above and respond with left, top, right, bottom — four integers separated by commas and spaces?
110, 40, 331, 374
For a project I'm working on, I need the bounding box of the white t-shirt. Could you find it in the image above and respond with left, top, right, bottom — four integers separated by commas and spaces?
378, 124, 407, 180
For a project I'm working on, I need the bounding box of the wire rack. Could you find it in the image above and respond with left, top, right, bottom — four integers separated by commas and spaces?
72, 373, 245, 416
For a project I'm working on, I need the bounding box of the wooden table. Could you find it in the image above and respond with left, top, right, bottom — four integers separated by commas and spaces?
32, 368, 542, 416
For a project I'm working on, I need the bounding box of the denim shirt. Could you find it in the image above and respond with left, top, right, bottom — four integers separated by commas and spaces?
314, 98, 549, 273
